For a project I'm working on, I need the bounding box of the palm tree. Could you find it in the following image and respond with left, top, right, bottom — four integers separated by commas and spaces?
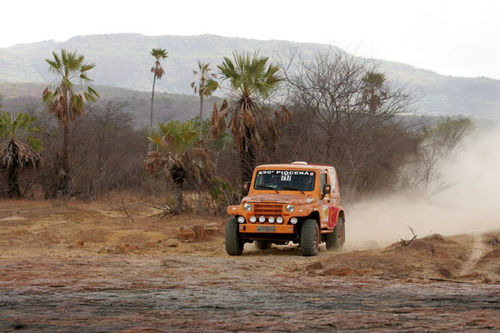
150, 48, 168, 142
144, 120, 213, 214
362, 72, 387, 113
191, 61, 218, 141
211, 51, 290, 184
42, 49, 98, 194
0, 111, 42, 197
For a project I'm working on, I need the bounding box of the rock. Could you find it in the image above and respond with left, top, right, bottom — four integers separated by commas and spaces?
177, 225, 195, 242
306, 262, 323, 273
165, 239, 180, 248
192, 225, 207, 240
204, 223, 220, 234
75, 240, 85, 247
321, 266, 356, 276
437, 267, 453, 279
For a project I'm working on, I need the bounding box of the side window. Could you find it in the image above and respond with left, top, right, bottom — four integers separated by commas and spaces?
329, 170, 337, 193
320, 173, 328, 191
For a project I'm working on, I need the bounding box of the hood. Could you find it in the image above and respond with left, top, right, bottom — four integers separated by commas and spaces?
242, 193, 315, 205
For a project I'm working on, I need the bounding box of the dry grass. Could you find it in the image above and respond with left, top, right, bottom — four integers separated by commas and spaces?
0, 198, 498, 283
0, 198, 224, 259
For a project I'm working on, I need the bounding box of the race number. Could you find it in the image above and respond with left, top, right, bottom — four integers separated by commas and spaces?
281, 175, 292, 181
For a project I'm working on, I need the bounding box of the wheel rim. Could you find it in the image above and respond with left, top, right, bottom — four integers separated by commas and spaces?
314, 225, 320, 252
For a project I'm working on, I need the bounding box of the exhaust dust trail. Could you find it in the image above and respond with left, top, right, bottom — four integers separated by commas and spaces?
345, 123, 500, 249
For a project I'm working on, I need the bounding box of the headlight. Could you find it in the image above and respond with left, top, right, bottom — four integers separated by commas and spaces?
268, 216, 275, 223
276, 217, 284, 224
249, 216, 257, 223
243, 203, 252, 212
237, 216, 245, 223
290, 217, 298, 224
259, 216, 266, 223
286, 204, 295, 212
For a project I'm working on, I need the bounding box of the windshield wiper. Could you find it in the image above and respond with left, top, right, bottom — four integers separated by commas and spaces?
258, 185, 279, 193
281, 186, 305, 194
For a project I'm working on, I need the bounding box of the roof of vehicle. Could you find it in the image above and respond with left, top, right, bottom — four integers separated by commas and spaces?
255, 162, 335, 171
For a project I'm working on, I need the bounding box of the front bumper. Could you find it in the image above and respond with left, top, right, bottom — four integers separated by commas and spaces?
239, 224, 294, 234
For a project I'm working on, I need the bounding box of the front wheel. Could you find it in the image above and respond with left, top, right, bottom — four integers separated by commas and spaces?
300, 219, 320, 256
225, 217, 244, 255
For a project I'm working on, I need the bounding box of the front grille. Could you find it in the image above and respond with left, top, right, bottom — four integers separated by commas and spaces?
254, 204, 283, 216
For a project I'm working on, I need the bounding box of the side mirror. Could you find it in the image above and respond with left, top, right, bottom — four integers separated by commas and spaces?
322, 184, 331, 198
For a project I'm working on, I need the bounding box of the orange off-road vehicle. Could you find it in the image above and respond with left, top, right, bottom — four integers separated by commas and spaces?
225, 162, 345, 256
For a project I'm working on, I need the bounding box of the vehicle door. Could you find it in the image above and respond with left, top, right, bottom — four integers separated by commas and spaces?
319, 171, 331, 228
327, 168, 340, 228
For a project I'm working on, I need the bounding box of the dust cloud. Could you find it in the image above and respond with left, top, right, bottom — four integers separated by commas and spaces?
345, 122, 500, 250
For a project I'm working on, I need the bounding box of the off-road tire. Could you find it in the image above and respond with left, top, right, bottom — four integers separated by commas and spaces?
325, 230, 335, 250
329, 216, 345, 251
225, 217, 244, 255
300, 219, 320, 256
254, 240, 270, 250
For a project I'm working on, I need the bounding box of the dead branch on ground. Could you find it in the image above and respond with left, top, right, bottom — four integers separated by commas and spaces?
400, 226, 418, 247
121, 200, 135, 223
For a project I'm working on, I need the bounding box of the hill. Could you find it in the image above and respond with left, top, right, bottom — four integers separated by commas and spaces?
0, 82, 219, 127
1, 34, 500, 118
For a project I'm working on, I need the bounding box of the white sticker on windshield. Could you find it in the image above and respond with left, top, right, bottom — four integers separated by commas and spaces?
281, 175, 292, 181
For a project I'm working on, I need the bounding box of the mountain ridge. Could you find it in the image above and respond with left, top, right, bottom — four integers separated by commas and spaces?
1, 33, 499, 118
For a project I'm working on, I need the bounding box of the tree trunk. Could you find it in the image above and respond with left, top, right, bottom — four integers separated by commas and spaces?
61, 119, 70, 195
239, 139, 256, 186
173, 182, 183, 215
171, 166, 186, 215
199, 94, 204, 142
149, 74, 157, 150
58, 86, 72, 196
7, 156, 20, 198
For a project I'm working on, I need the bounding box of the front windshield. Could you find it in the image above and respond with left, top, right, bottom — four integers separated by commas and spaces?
254, 170, 316, 191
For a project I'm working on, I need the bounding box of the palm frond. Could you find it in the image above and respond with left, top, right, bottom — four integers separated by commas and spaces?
43, 49, 98, 124
218, 51, 283, 98
192, 61, 218, 97
151, 48, 168, 60
0, 139, 41, 169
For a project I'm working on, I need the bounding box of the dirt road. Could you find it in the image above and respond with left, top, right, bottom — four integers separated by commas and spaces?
0, 200, 499, 332
1, 254, 499, 332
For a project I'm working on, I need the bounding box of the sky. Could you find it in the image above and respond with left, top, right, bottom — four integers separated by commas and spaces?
1, 0, 499, 79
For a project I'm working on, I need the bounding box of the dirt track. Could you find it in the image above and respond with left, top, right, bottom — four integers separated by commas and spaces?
0, 200, 499, 332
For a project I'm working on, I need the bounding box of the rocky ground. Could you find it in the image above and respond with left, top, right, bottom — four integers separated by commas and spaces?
0, 198, 499, 332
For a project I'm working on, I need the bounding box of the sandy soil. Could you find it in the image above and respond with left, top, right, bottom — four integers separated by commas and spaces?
0, 199, 499, 332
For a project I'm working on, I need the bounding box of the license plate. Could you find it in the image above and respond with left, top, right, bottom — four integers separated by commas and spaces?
256, 226, 275, 232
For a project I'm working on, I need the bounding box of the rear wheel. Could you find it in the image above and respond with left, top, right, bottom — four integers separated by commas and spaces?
300, 219, 320, 256
329, 216, 345, 251
325, 230, 335, 250
254, 240, 270, 250
225, 217, 244, 255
